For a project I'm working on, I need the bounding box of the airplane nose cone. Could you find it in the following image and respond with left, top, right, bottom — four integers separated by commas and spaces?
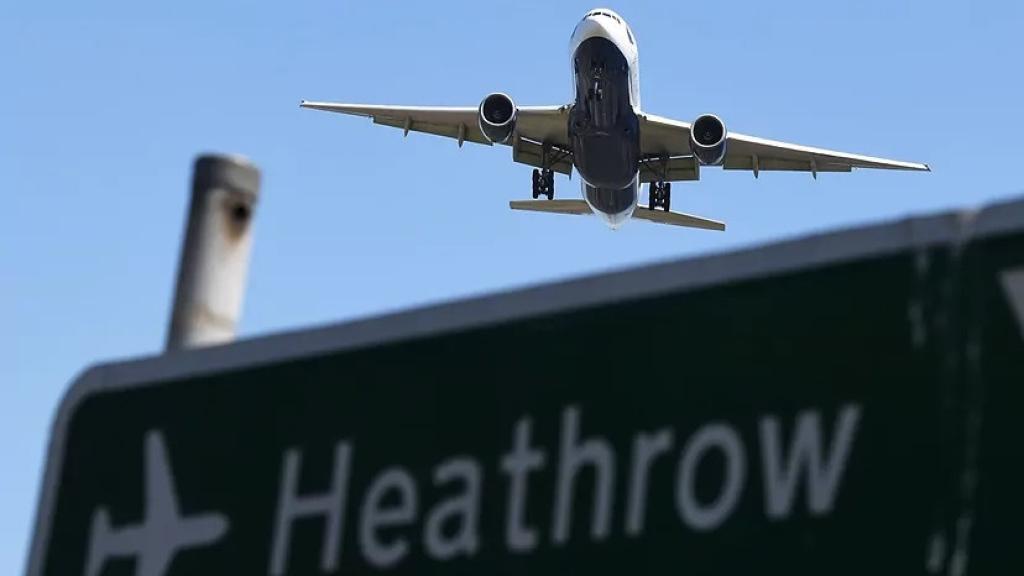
573, 16, 614, 42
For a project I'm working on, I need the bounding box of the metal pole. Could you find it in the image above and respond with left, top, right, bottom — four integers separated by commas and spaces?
166, 154, 261, 350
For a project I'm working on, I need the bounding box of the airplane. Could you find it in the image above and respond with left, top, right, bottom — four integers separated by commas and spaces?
85, 431, 229, 576
301, 7, 929, 231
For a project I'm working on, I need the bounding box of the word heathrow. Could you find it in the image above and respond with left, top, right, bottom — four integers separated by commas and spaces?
269, 403, 861, 574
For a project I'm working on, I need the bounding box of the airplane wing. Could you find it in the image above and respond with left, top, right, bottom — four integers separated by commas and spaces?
639, 113, 930, 179
146, 431, 180, 519
139, 432, 179, 576
509, 199, 724, 231
300, 101, 574, 174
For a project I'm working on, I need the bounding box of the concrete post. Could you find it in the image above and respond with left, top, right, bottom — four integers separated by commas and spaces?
166, 154, 261, 350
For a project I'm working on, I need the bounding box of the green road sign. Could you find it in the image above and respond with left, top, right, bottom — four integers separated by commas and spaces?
27, 197, 1024, 576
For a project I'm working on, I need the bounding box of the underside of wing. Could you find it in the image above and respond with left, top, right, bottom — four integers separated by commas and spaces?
300, 101, 489, 144
300, 100, 573, 173
638, 112, 929, 177
638, 113, 695, 158
722, 132, 930, 175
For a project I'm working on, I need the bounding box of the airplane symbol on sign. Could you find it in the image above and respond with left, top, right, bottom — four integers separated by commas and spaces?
1002, 267, 1024, 339
84, 430, 229, 576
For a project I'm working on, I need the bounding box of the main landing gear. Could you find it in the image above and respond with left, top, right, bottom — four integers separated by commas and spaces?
649, 181, 671, 211
529, 142, 570, 200
532, 168, 555, 200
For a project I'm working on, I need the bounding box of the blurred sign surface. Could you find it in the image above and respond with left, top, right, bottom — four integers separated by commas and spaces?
27, 198, 1024, 576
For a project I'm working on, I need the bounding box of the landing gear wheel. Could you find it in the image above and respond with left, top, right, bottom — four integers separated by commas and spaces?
649, 182, 671, 211
532, 168, 554, 200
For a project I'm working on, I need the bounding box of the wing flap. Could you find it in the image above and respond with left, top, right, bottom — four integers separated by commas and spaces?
639, 155, 700, 183
723, 156, 852, 173
511, 137, 573, 175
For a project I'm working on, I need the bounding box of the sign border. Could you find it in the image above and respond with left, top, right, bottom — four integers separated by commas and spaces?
25, 196, 1024, 575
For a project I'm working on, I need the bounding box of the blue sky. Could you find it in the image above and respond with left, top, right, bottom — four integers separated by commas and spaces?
2, 0, 1022, 571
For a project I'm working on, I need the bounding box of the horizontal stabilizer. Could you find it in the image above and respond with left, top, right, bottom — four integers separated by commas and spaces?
509, 200, 593, 215
510, 200, 725, 231
634, 206, 726, 231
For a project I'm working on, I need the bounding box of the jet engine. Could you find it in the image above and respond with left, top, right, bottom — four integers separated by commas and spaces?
689, 114, 728, 165
478, 93, 517, 144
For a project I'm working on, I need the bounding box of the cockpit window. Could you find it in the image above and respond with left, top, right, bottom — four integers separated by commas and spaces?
586, 10, 623, 25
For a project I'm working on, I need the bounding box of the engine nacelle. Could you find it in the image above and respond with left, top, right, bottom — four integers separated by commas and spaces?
478, 93, 517, 144
689, 114, 728, 165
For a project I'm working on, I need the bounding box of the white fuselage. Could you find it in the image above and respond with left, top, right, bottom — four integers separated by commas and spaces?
568, 9, 643, 228
570, 9, 641, 109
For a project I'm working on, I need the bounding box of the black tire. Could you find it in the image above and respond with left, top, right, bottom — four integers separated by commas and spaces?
664, 183, 672, 211
538, 170, 548, 200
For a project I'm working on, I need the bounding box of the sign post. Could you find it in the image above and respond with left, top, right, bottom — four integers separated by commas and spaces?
166, 154, 261, 350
